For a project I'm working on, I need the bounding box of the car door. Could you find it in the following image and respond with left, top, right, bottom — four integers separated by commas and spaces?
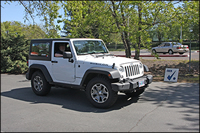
51, 41, 75, 83
163, 43, 171, 52
156, 43, 165, 52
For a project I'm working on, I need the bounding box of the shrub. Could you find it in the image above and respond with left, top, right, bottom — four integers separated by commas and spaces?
1, 34, 29, 74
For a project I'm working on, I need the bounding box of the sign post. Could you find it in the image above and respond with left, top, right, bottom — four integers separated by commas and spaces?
189, 40, 191, 71
164, 68, 179, 82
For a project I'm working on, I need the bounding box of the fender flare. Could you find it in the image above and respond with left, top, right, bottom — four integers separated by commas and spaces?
143, 64, 149, 72
80, 67, 121, 86
26, 64, 53, 82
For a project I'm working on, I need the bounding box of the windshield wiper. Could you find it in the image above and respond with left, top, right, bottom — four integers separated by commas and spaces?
78, 53, 89, 55
88, 51, 97, 54
96, 53, 113, 57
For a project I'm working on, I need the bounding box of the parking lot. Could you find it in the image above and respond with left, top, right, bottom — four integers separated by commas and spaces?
1, 74, 199, 132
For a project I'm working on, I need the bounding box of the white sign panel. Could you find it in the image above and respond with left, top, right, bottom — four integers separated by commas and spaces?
164, 68, 179, 82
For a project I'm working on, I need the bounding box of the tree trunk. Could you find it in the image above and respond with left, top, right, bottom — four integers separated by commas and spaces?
121, 32, 131, 58
158, 32, 162, 44
134, 3, 142, 60
124, 32, 131, 58
109, 1, 132, 58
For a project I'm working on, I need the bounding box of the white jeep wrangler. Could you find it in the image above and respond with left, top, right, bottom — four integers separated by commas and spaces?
26, 38, 153, 108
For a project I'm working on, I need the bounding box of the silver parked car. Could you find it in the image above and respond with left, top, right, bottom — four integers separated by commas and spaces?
152, 42, 189, 55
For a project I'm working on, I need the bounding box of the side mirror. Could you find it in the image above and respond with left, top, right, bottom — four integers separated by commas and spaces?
63, 52, 74, 63
63, 52, 72, 58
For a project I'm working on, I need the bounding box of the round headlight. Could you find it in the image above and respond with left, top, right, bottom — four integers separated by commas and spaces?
139, 63, 143, 68
119, 66, 124, 72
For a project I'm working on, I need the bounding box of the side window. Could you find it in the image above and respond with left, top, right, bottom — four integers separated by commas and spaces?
160, 43, 165, 47
164, 43, 169, 47
31, 42, 50, 57
65, 43, 71, 52
54, 42, 70, 57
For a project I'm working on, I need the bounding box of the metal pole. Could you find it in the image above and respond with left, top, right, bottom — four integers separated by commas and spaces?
189, 40, 191, 71
180, 26, 182, 40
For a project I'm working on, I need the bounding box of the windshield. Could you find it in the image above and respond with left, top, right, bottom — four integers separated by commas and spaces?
73, 40, 109, 55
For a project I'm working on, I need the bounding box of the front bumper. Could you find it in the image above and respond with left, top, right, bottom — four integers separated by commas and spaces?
175, 49, 189, 53
111, 75, 153, 91
26, 69, 30, 80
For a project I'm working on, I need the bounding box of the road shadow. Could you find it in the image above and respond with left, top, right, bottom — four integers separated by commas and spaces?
142, 83, 199, 132
1, 87, 139, 113
1, 83, 199, 131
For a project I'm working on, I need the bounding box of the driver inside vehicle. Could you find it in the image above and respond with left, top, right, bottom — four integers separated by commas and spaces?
55, 43, 66, 57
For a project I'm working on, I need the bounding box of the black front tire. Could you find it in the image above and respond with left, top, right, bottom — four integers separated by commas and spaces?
179, 52, 184, 55
31, 71, 51, 96
152, 49, 156, 54
86, 77, 118, 108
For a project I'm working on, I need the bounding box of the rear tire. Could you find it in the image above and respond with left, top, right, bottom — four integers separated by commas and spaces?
168, 49, 173, 55
31, 71, 51, 96
179, 52, 184, 55
86, 77, 118, 108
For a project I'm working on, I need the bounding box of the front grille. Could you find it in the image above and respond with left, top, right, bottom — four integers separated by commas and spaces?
124, 64, 140, 77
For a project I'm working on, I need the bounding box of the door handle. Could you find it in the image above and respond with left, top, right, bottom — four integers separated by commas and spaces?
51, 61, 58, 63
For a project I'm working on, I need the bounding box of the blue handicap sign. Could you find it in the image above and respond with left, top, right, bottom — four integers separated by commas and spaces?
167, 71, 176, 81
164, 68, 179, 82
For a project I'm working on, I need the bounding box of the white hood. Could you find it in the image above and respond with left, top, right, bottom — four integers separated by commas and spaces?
76, 54, 140, 67
75, 54, 144, 80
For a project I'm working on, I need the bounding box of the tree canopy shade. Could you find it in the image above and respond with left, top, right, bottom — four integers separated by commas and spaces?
4, 1, 199, 59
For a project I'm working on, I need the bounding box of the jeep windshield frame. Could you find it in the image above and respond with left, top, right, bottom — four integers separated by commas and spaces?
72, 40, 109, 55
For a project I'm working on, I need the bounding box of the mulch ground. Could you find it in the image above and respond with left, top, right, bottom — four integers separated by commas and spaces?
141, 59, 199, 83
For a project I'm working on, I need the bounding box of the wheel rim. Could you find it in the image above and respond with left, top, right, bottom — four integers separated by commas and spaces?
169, 50, 173, 54
152, 50, 156, 54
91, 83, 109, 103
33, 76, 43, 91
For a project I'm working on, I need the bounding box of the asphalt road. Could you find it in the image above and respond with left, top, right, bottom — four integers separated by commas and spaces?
110, 50, 199, 60
1, 74, 199, 132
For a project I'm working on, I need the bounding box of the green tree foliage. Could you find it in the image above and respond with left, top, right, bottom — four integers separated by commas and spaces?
149, 1, 199, 43
61, 1, 115, 43
180, 1, 199, 41
5, 1, 199, 59
107, 1, 179, 59
1, 21, 47, 39
18, 1, 61, 38
1, 34, 29, 74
